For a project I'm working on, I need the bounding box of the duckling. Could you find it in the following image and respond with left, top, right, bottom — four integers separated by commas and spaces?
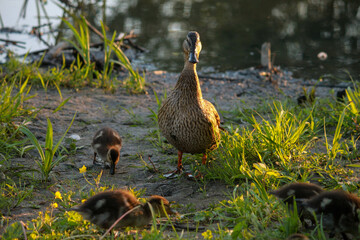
270, 182, 324, 206
303, 189, 360, 240
158, 31, 221, 175
270, 182, 324, 227
71, 190, 176, 229
286, 233, 309, 240
92, 127, 122, 175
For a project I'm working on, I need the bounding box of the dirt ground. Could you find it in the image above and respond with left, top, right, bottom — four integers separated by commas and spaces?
7, 67, 342, 226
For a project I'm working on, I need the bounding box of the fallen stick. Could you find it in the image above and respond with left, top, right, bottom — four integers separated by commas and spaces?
0, 38, 26, 48
302, 83, 352, 88
18, 34, 138, 57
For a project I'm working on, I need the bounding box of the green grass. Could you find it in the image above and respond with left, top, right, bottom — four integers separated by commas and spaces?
0, 77, 35, 130
202, 101, 317, 186
2, 77, 360, 239
0, 178, 33, 215
148, 89, 171, 151
19, 114, 76, 181
0, 16, 146, 93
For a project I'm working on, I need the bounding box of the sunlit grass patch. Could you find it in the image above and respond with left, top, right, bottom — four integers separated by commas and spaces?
186, 184, 296, 240
204, 101, 316, 186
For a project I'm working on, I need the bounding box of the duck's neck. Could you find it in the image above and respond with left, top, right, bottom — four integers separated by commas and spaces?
130, 203, 153, 226
174, 61, 203, 101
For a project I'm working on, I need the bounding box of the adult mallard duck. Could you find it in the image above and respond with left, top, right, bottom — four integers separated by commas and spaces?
158, 31, 221, 174
71, 189, 176, 229
92, 127, 122, 175
303, 190, 360, 240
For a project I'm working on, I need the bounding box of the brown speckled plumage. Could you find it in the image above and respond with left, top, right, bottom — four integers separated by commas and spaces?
270, 182, 324, 206
270, 182, 324, 228
72, 190, 175, 229
92, 127, 122, 175
303, 190, 360, 239
158, 31, 221, 172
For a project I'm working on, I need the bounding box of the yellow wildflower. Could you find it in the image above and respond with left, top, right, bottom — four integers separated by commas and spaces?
81, 199, 86, 203
79, 165, 87, 174
54, 191, 62, 200
29, 233, 38, 239
202, 230, 213, 240
51, 202, 58, 208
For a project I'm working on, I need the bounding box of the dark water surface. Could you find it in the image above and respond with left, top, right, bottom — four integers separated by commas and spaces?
1, 0, 359, 80
106, 0, 360, 80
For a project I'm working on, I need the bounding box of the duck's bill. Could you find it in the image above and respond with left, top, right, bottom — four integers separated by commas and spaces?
188, 52, 199, 63
110, 163, 115, 175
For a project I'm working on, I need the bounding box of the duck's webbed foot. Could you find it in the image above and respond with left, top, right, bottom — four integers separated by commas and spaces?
92, 152, 103, 166
163, 167, 183, 178
164, 151, 184, 178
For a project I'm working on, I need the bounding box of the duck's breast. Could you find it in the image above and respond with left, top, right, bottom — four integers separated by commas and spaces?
159, 96, 220, 154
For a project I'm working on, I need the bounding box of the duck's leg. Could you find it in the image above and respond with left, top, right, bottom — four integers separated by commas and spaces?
201, 154, 207, 165
164, 151, 184, 178
176, 150, 184, 172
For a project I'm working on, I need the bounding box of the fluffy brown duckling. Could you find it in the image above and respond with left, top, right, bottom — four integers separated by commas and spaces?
303, 189, 360, 240
158, 31, 221, 175
270, 182, 324, 206
71, 190, 176, 229
286, 233, 309, 240
92, 127, 122, 175
270, 182, 324, 226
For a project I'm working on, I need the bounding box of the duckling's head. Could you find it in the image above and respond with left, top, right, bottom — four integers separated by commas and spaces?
145, 195, 176, 217
183, 31, 202, 64
107, 148, 120, 175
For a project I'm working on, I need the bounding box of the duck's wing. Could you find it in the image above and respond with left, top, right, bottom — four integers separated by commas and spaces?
203, 99, 221, 128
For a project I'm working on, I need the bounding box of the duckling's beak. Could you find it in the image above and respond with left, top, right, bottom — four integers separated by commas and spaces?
110, 162, 115, 175
188, 51, 199, 63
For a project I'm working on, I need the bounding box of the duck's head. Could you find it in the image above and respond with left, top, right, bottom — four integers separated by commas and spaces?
183, 31, 202, 64
145, 195, 176, 217
107, 148, 120, 175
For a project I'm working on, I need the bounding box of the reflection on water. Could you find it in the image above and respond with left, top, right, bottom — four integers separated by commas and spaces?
0, 0, 61, 62
0, 0, 359, 80
106, 0, 360, 79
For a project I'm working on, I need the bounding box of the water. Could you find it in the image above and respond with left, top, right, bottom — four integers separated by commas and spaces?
0, 0, 61, 60
1, 0, 359, 80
